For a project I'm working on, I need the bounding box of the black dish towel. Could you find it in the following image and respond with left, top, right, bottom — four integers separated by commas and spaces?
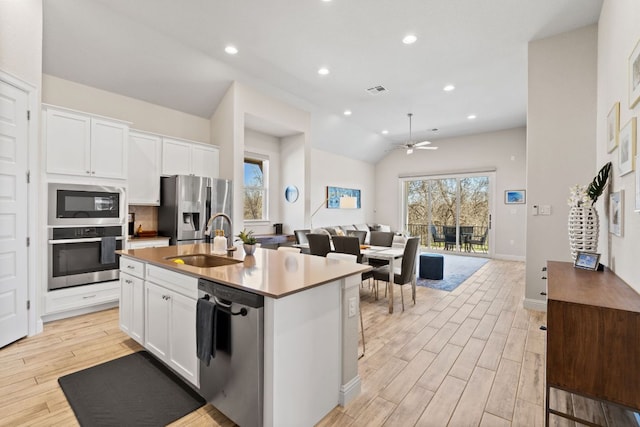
196, 297, 217, 366
100, 236, 116, 264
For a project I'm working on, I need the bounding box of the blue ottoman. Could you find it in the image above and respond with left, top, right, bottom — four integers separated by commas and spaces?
420, 253, 444, 280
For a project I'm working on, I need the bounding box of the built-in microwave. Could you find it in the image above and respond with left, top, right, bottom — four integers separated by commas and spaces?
48, 183, 125, 226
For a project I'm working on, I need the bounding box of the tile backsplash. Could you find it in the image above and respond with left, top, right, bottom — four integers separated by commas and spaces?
129, 205, 158, 235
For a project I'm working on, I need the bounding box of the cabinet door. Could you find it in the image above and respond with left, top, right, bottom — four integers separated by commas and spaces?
91, 118, 128, 179
119, 273, 133, 336
128, 131, 161, 205
169, 290, 199, 387
162, 138, 192, 176
130, 276, 145, 344
45, 108, 91, 176
144, 282, 170, 359
191, 144, 219, 179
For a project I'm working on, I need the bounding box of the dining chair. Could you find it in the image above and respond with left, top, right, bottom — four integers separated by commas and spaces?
346, 229, 367, 245
367, 231, 395, 268
277, 246, 301, 253
332, 235, 373, 283
372, 237, 420, 311
294, 229, 310, 245
326, 252, 366, 357
307, 233, 332, 257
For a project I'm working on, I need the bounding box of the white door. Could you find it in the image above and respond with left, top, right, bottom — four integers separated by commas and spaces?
162, 138, 192, 176
128, 131, 161, 205
45, 107, 91, 176
91, 118, 128, 179
144, 282, 169, 359
192, 144, 219, 180
0, 80, 29, 347
168, 290, 199, 387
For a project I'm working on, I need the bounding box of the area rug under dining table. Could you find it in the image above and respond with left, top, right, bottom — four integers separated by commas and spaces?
416, 253, 489, 291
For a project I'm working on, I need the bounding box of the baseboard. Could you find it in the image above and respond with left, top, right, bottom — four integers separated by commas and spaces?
339, 375, 361, 406
523, 298, 547, 312
493, 253, 526, 262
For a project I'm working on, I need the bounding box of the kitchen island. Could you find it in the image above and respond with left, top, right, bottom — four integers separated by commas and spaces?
117, 243, 370, 427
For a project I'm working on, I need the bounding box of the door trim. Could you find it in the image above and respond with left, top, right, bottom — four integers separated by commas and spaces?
0, 69, 42, 336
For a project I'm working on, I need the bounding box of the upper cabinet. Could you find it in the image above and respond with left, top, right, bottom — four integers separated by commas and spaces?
44, 105, 129, 179
162, 137, 219, 180
128, 131, 162, 205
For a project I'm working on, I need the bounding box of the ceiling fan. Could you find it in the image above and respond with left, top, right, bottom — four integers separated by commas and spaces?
391, 113, 439, 154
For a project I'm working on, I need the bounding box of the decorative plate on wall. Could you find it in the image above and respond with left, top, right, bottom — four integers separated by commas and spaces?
285, 185, 299, 203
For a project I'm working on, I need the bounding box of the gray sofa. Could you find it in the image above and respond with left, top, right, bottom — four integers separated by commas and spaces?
309, 223, 407, 247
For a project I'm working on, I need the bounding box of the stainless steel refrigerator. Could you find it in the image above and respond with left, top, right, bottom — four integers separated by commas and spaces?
158, 175, 233, 245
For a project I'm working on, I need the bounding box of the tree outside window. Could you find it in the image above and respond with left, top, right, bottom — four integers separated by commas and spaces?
244, 157, 268, 220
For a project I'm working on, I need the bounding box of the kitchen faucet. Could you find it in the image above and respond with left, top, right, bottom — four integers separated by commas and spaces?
205, 212, 233, 250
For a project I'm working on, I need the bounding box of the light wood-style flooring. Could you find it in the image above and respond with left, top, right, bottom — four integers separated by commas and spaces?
0, 259, 631, 426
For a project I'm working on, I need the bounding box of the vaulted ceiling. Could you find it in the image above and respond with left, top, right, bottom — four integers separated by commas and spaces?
43, 0, 603, 163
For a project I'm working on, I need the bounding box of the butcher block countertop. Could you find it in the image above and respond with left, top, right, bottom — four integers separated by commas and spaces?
117, 243, 371, 299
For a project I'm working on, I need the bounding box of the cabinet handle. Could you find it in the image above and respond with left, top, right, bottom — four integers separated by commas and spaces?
86, 170, 91, 174
127, 265, 135, 269
91, 171, 95, 175
83, 294, 97, 299
125, 279, 133, 284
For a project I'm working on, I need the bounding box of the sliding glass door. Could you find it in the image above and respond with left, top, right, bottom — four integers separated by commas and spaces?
404, 172, 492, 255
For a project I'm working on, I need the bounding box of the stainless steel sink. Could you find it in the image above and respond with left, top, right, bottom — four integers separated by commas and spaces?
165, 254, 242, 268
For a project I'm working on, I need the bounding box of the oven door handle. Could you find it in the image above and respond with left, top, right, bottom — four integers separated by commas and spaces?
48, 236, 124, 244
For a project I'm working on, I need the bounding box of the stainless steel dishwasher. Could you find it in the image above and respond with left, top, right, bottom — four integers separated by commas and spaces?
197, 278, 264, 427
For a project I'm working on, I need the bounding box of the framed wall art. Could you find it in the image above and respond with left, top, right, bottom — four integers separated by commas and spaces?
326, 186, 361, 209
629, 38, 640, 108
636, 154, 640, 212
619, 117, 636, 176
607, 102, 620, 152
609, 189, 624, 237
504, 189, 526, 204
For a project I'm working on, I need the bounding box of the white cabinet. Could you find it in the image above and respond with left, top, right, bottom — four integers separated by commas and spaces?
120, 272, 144, 344
128, 131, 162, 205
44, 106, 129, 179
144, 265, 199, 387
119, 257, 145, 344
162, 137, 219, 179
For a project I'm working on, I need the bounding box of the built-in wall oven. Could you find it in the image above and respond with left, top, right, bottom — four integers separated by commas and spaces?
48, 226, 124, 291
48, 183, 124, 226
47, 183, 125, 291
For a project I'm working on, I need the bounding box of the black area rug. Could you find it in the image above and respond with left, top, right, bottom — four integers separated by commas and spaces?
58, 351, 205, 427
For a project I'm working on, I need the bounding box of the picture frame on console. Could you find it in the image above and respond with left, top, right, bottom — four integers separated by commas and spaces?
574, 251, 601, 271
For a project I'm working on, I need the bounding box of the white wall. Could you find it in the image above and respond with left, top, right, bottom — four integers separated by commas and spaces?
525, 25, 598, 310
596, 1, 640, 291
310, 148, 376, 229
0, 0, 42, 88
244, 128, 281, 235
42, 75, 211, 143
281, 133, 306, 234
375, 127, 527, 259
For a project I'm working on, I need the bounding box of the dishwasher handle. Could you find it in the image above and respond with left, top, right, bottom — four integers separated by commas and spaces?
202, 294, 248, 316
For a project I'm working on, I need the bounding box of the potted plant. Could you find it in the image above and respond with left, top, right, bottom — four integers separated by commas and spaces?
567, 162, 611, 260
236, 228, 258, 255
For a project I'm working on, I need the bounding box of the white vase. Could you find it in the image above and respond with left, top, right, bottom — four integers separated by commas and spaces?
568, 206, 599, 260
243, 243, 256, 255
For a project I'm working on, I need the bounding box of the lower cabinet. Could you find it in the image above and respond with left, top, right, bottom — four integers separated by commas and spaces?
119, 272, 144, 345
144, 281, 199, 387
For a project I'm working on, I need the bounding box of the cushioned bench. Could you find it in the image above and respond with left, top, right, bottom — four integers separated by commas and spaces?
420, 253, 444, 280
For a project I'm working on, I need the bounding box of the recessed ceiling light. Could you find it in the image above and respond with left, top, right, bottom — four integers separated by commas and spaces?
443, 84, 455, 92
225, 45, 238, 55
344, 110, 352, 116
381, 129, 389, 135
467, 114, 477, 120
402, 34, 417, 45
318, 67, 330, 76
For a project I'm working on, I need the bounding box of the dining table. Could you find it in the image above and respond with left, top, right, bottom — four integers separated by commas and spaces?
293, 242, 407, 313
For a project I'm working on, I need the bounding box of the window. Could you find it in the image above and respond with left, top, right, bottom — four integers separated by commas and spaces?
243, 156, 268, 220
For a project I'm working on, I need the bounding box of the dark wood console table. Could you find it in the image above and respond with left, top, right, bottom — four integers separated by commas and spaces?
546, 261, 640, 426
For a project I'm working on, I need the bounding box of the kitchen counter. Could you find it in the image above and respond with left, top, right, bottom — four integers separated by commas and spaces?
117, 243, 371, 298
